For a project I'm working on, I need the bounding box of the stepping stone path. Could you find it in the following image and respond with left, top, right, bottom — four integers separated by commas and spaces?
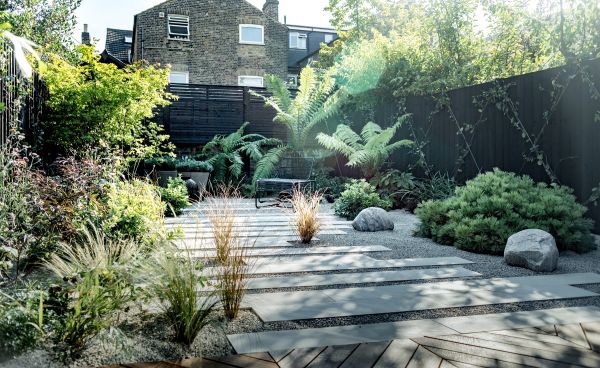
163, 199, 600, 366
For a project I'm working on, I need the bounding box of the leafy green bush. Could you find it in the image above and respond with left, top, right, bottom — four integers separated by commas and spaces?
311, 167, 350, 198
333, 179, 392, 219
40, 46, 174, 162
144, 156, 176, 171
159, 177, 191, 217
175, 157, 213, 172
416, 169, 595, 254
0, 287, 45, 357
370, 169, 416, 209
104, 178, 165, 243
152, 251, 214, 345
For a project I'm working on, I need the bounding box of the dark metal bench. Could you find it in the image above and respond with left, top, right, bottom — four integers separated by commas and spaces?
255, 156, 315, 208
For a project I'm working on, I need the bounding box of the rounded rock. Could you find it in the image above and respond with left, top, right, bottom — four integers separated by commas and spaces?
504, 229, 559, 272
352, 207, 395, 232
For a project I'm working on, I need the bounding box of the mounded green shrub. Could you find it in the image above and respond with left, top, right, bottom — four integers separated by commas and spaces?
333, 179, 392, 219
159, 176, 191, 217
415, 169, 595, 254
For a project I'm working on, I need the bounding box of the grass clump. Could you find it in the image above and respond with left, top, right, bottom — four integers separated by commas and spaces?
416, 169, 595, 254
218, 239, 253, 320
206, 185, 239, 265
152, 250, 215, 345
290, 188, 322, 244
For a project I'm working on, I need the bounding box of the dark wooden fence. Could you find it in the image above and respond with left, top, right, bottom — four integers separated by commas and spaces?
0, 43, 44, 145
158, 84, 286, 146
158, 60, 600, 231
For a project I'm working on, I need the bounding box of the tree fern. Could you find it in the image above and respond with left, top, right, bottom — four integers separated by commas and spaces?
316, 115, 414, 178
252, 145, 290, 184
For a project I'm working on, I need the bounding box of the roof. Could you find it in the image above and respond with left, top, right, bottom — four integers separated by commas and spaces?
104, 28, 133, 65
286, 24, 339, 33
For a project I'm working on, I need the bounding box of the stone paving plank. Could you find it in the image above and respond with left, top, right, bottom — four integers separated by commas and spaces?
413, 336, 576, 368
434, 307, 600, 334
338, 341, 390, 368
305, 344, 358, 368
233, 267, 479, 290
180, 229, 348, 238
177, 358, 237, 368
406, 346, 443, 368
278, 347, 327, 368
556, 323, 591, 349
581, 321, 600, 352
436, 334, 600, 367
249, 284, 597, 322
208, 255, 473, 276
197, 245, 391, 259
228, 319, 455, 354
439, 361, 460, 368
373, 339, 419, 368
443, 361, 481, 368
241, 352, 276, 362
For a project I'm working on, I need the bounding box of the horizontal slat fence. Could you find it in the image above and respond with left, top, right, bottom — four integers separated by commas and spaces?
159, 84, 286, 145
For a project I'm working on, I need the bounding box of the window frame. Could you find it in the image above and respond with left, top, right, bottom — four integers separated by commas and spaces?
324, 34, 334, 44
287, 74, 298, 87
289, 32, 307, 49
238, 75, 264, 87
169, 71, 189, 84
239, 24, 265, 45
168, 14, 190, 40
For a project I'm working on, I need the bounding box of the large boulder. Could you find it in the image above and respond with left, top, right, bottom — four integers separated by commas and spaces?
352, 207, 394, 232
504, 229, 559, 272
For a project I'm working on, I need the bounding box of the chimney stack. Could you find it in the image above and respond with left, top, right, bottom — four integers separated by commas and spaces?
262, 0, 279, 21
82, 24, 91, 45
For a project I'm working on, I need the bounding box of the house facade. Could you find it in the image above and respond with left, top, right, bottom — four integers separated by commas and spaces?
102, 0, 338, 87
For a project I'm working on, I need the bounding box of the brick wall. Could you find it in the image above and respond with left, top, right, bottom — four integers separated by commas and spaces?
132, 0, 288, 85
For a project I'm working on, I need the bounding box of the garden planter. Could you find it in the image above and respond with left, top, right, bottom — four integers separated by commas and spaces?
179, 171, 210, 198
156, 170, 177, 187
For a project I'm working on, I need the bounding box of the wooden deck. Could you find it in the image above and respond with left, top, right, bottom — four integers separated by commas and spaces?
105, 320, 600, 368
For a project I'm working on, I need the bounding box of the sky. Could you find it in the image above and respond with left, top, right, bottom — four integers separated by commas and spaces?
74, 0, 333, 51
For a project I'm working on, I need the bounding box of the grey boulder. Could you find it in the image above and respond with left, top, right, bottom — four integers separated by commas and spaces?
352, 207, 394, 232
504, 229, 559, 272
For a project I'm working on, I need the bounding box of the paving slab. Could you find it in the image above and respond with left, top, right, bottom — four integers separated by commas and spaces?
176, 237, 310, 249
204, 255, 474, 275
434, 306, 600, 334
179, 229, 348, 238
225, 267, 480, 290
227, 319, 456, 354
197, 245, 391, 259
227, 307, 600, 355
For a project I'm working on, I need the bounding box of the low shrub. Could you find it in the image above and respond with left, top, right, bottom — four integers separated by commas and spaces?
159, 177, 191, 217
152, 250, 215, 345
175, 157, 213, 172
290, 189, 322, 244
333, 179, 392, 219
310, 167, 349, 198
0, 287, 45, 357
104, 178, 165, 243
144, 156, 177, 171
399, 172, 456, 212
370, 169, 416, 209
416, 169, 595, 254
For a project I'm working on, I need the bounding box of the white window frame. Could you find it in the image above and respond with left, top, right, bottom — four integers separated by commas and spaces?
287, 74, 298, 87
238, 75, 264, 87
324, 34, 334, 44
169, 71, 189, 84
289, 32, 307, 49
239, 24, 264, 45
124, 36, 133, 43
168, 14, 190, 40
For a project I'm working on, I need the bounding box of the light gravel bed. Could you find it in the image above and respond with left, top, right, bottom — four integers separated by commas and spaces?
5, 209, 599, 367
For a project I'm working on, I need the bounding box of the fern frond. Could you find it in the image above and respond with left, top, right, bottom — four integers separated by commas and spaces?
316, 132, 355, 157
361, 122, 383, 141
264, 74, 292, 111
252, 145, 290, 184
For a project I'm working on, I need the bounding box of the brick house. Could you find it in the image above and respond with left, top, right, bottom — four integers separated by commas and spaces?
101, 0, 338, 87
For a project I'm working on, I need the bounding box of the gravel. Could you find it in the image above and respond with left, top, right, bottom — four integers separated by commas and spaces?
4, 208, 600, 367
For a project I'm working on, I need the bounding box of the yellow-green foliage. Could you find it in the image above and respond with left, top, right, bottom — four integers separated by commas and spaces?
416, 169, 595, 254
41, 45, 174, 161
104, 178, 166, 243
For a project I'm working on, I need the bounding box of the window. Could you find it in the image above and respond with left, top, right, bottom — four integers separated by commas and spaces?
124, 36, 133, 43
239, 25, 264, 45
289, 32, 307, 49
238, 76, 264, 87
168, 14, 190, 40
324, 34, 334, 44
169, 71, 189, 84
287, 74, 298, 87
